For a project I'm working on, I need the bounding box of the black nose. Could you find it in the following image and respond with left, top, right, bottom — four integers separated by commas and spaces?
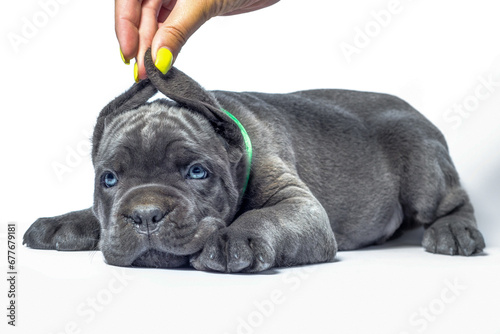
130, 206, 165, 233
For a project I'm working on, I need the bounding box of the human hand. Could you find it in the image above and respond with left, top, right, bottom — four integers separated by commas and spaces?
115, 0, 280, 82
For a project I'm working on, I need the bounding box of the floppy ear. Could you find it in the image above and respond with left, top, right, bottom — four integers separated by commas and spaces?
91, 79, 157, 162
143, 48, 244, 151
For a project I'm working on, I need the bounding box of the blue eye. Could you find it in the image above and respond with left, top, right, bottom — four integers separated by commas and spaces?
101, 172, 118, 188
187, 165, 208, 179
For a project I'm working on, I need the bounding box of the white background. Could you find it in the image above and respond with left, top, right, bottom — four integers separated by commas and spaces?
1, 1, 499, 333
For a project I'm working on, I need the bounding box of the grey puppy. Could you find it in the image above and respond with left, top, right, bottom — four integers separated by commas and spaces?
24, 50, 485, 272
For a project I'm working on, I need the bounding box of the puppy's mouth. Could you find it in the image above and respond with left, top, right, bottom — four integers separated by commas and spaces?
149, 215, 225, 256
131, 216, 225, 268
101, 215, 225, 268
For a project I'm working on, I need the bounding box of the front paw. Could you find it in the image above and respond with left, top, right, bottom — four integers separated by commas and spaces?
23, 209, 100, 251
190, 227, 275, 273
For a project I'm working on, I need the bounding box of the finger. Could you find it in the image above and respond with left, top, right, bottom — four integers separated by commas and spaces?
115, 0, 143, 62
135, 0, 165, 80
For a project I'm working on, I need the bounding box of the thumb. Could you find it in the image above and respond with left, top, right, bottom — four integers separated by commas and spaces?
151, 1, 212, 74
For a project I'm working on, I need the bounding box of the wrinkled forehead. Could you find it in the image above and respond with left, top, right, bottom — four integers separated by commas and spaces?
95, 101, 217, 164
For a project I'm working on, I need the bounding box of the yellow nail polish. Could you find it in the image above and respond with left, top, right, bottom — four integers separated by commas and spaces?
120, 49, 130, 65
134, 62, 139, 83
155, 48, 173, 75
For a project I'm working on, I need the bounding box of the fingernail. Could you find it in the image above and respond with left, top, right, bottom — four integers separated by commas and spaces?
155, 48, 173, 75
120, 48, 130, 65
134, 62, 139, 83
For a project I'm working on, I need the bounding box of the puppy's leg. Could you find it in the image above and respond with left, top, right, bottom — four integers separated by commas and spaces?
421, 188, 484, 256
400, 139, 485, 256
23, 207, 100, 251
191, 162, 337, 273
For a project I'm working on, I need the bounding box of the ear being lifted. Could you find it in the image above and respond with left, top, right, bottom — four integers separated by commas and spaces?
143, 48, 244, 151
144, 49, 221, 109
91, 79, 157, 162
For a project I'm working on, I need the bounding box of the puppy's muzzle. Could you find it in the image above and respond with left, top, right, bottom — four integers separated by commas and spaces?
118, 184, 177, 235
112, 183, 224, 256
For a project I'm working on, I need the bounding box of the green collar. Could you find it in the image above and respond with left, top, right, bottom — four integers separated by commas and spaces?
221, 108, 252, 198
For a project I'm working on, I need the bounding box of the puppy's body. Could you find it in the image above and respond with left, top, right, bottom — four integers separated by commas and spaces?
217, 89, 416, 250
24, 56, 484, 272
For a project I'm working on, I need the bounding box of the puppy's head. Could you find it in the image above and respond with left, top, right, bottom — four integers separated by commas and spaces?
91, 53, 248, 268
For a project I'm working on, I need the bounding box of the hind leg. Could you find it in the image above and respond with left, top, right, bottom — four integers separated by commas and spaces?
421, 188, 484, 255
400, 139, 485, 256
